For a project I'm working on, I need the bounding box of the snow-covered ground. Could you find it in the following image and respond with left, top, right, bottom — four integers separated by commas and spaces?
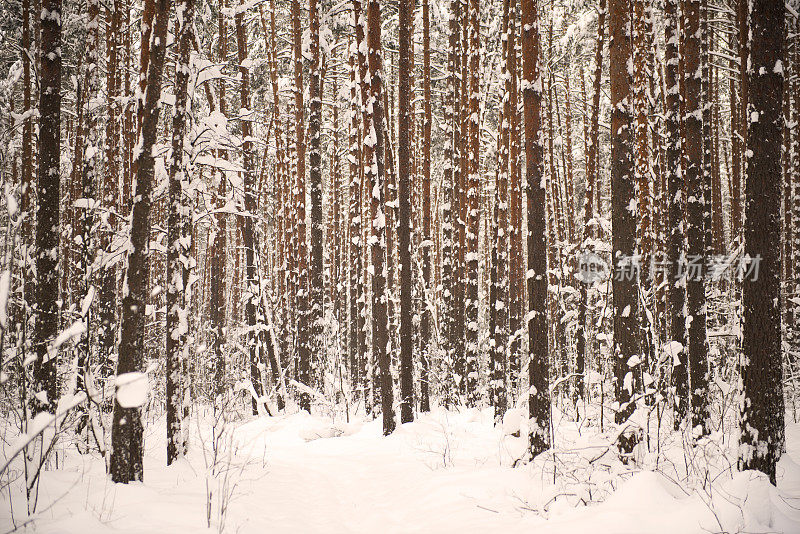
3, 407, 800, 533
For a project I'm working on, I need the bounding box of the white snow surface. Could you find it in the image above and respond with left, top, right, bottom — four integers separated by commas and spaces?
2, 408, 800, 533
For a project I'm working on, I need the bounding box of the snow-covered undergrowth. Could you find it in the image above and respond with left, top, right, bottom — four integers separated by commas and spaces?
2, 406, 800, 533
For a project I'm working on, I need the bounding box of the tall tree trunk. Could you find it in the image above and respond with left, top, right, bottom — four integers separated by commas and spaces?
522, 0, 550, 459
664, 0, 687, 428
609, 0, 638, 444
490, 0, 512, 421
20, 0, 34, 366
260, 0, 286, 411
235, 0, 264, 415
166, 0, 194, 465
308, 0, 325, 403
576, 0, 606, 407
738, 0, 785, 486
684, 0, 710, 437
419, 0, 432, 413
792, 6, 800, 361
464, 0, 480, 407
349, 5, 366, 404
367, 0, 395, 435
356, 0, 373, 412
210, 0, 229, 403
508, 0, 522, 397
76, 0, 100, 412
110, 0, 170, 483
32, 0, 62, 415
292, 0, 311, 412
454, 0, 467, 399
398, 0, 414, 423
441, 0, 462, 407
98, 0, 121, 395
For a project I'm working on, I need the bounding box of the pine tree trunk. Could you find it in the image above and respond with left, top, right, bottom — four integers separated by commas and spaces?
576, 0, 606, 406
684, 0, 710, 436
32, 0, 62, 415
609, 0, 638, 441
348, 5, 366, 404
739, 0, 785, 486
464, 0, 480, 407
110, 0, 170, 483
419, 0, 432, 413
508, 0, 522, 397
292, 0, 311, 412
166, 0, 194, 465
98, 0, 121, 393
367, 0, 395, 435
210, 0, 229, 403
308, 0, 325, 403
75, 0, 100, 411
398, 0, 415, 424
441, 0, 462, 407
665, 0, 687, 428
490, 0, 512, 421
522, 0, 551, 459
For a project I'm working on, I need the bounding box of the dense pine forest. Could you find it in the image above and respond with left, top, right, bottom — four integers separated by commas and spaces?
0, 0, 798, 531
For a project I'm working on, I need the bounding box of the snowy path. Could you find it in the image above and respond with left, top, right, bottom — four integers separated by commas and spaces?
5, 409, 800, 533
228, 412, 537, 533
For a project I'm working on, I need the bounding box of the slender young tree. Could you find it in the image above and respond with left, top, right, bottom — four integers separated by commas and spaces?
309, 0, 325, 388
739, 0, 785, 486
349, 5, 366, 402
98, 0, 121, 394
19, 0, 34, 366
110, 0, 170, 483
508, 0, 523, 397
210, 0, 229, 402
166, 0, 195, 464
419, 0, 433, 413
490, 0, 512, 421
522, 0, 550, 459
576, 0, 606, 405
397, 0, 415, 423
76, 0, 100, 407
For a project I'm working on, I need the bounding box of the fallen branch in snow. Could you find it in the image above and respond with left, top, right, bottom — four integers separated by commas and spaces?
287, 379, 332, 407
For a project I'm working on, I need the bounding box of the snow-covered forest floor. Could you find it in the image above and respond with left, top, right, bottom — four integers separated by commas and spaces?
3, 405, 800, 533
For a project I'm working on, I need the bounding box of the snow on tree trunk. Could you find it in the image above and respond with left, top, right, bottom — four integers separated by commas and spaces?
522, 0, 551, 460
664, 0, 688, 430
684, 0, 710, 438
367, 0, 395, 435
110, 0, 170, 484
609, 0, 639, 445
738, 0, 785, 486
308, 0, 326, 403
32, 0, 62, 415
397, 0, 415, 424
166, 0, 194, 465
419, 0, 432, 413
